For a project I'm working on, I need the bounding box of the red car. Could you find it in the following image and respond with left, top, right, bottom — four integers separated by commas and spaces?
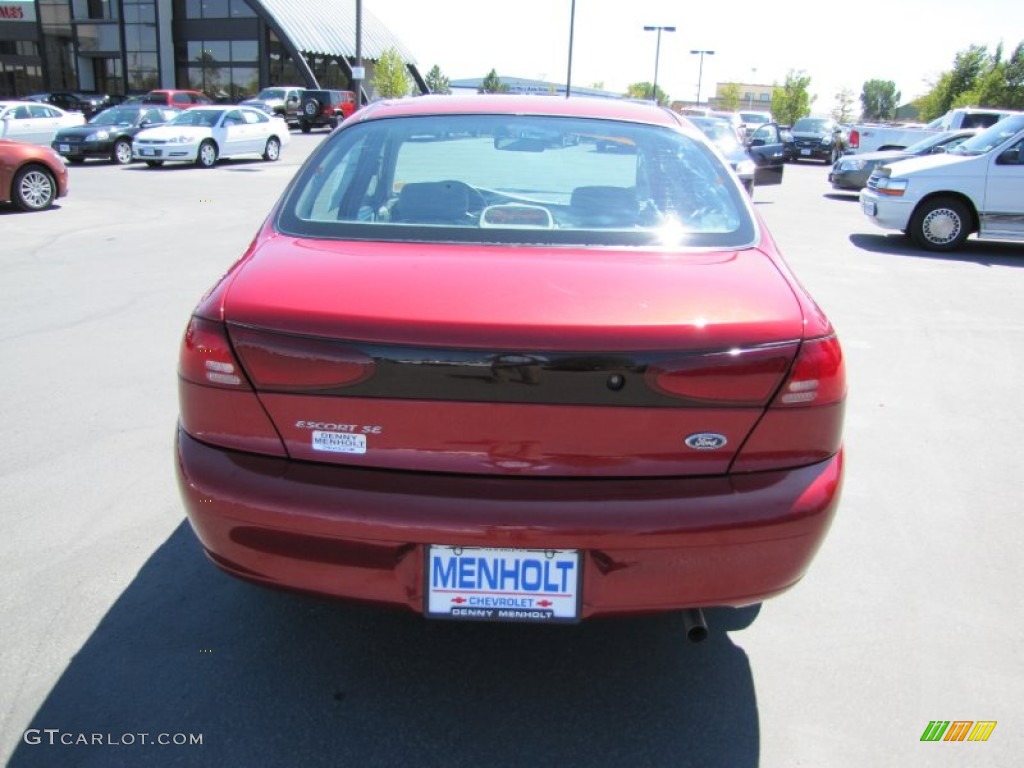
0, 139, 68, 211
141, 89, 213, 109
176, 96, 845, 638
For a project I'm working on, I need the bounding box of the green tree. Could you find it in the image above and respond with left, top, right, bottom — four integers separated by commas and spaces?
831, 87, 857, 124
771, 70, 814, 125
919, 44, 990, 118
957, 41, 1024, 109
479, 69, 507, 94
373, 47, 410, 99
425, 64, 450, 94
625, 81, 669, 105
718, 83, 741, 112
860, 79, 900, 120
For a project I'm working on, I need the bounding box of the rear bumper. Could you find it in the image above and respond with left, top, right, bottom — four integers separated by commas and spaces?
175, 427, 843, 619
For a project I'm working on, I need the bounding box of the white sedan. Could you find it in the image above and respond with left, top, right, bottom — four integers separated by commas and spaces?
133, 105, 290, 168
0, 101, 86, 146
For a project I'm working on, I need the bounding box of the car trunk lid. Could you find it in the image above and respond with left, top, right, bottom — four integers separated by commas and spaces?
220, 236, 805, 477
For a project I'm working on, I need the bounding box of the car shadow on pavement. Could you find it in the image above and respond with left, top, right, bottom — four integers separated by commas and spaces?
10, 522, 762, 768
0, 203, 66, 216
850, 233, 1024, 267
823, 193, 859, 202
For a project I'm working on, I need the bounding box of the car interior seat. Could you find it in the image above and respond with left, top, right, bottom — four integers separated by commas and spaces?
569, 185, 639, 228
390, 181, 472, 225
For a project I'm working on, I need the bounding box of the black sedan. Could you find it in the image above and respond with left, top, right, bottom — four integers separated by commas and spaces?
51, 105, 181, 164
25, 91, 112, 119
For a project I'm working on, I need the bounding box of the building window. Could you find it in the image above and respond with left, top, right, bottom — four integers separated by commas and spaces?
188, 40, 230, 63
127, 51, 159, 90
231, 40, 257, 61
72, 0, 119, 21
123, 4, 156, 24
124, 23, 158, 52
230, 0, 256, 18
77, 24, 122, 53
187, 64, 257, 101
185, 0, 228, 18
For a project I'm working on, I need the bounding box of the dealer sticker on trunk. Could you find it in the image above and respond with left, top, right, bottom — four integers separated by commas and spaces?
425, 546, 581, 623
311, 430, 366, 454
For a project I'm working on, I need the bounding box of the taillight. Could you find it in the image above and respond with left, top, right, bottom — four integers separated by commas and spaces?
772, 335, 845, 407
179, 316, 252, 389
645, 343, 798, 405
178, 317, 285, 457
732, 335, 845, 473
849, 130, 860, 149
230, 326, 375, 391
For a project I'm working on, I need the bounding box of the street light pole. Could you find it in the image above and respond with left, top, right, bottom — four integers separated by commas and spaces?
566, 0, 576, 97
690, 49, 714, 107
643, 25, 675, 104
748, 67, 757, 109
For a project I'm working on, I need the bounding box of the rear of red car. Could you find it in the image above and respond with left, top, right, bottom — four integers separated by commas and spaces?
175, 97, 844, 624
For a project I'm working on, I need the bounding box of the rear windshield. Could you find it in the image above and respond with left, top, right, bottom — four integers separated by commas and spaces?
277, 114, 755, 248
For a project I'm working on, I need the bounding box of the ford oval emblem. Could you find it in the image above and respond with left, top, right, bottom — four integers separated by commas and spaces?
684, 432, 728, 450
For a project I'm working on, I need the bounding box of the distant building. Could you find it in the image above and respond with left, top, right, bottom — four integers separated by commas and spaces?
449, 75, 620, 99
0, 0, 425, 100
703, 81, 775, 112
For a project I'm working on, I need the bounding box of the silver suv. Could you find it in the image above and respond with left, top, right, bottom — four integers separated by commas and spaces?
240, 87, 304, 124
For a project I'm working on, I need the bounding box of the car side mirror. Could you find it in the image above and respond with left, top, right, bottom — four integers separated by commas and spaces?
139, 119, 151, 127
996, 147, 1021, 165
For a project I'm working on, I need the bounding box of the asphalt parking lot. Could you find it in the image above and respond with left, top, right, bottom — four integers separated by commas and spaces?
1, 139, 1021, 767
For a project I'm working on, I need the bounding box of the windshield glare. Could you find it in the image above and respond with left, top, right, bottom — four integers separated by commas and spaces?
168, 109, 223, 127
256, 89, 286, 100
792, 118, 832, 132
91, 108, 138, 126
278, 114, 755, 248
690, 118, 742, 152
950, 114, 1024, 155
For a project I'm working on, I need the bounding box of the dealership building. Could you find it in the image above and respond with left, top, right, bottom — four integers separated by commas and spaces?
0, 0, 423, 100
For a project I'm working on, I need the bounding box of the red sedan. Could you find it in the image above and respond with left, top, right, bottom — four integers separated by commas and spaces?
176, 96, 845, 637
0, 139, 68, 211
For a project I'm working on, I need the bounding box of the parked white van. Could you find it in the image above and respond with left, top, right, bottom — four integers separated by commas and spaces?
859, 114, 1024, 251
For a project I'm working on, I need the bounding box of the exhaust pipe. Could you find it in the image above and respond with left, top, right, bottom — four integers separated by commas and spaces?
682, 608, 708, 643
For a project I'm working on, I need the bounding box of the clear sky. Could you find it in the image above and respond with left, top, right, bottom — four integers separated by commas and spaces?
368, 0, 1022, 114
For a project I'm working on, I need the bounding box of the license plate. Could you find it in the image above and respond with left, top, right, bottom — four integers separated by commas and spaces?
800, 148, 812, 156
425, 546, 581, 623
140, 147, 155, 156
862, 199, 876, 216
59, 144, 70, 153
